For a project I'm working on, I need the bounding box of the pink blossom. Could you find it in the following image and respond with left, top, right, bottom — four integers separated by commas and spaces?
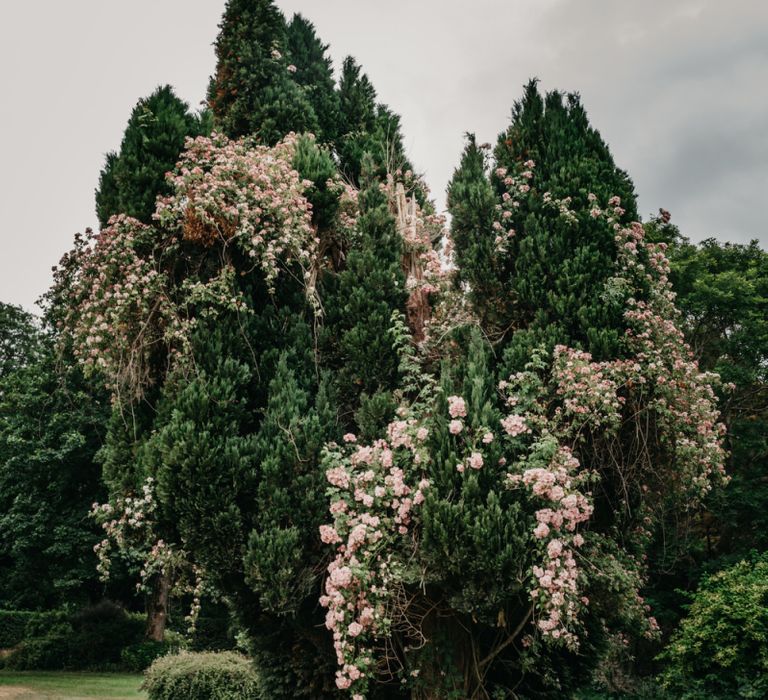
501, 414, 529, 437
320, 525, 341, 544
468, 452, 484, 470
447, 395, 467, 418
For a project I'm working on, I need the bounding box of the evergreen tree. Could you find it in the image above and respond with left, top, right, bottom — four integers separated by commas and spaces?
449, 80, 638, 370
95, 85, 209, 227
335, 57, 412, 186
208, 0, 318, 142
286, 13, 340, 144
320, 157, 407, 427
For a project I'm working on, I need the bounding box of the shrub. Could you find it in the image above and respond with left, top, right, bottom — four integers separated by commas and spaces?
0, 602, 145, 670
0, 610, 66, 650
2, 630, 72, 670
142, 651, 259, 700
0, 611, 37, 648
121, 640, 172, 672
66, 601, 145, 668
659, 553, 768, 699
187, 614, 236, 652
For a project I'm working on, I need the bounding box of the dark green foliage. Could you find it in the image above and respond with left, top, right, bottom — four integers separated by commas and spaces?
96, 85, 209, 227
286, 14, 340, 143
449, 80, 638, 369
335, 57, 412, 185
209, 1, 412, 184
659, 554, 768, 699
639, 231, 768, 680
208, 0, 317, 142
244, 354, 334, 615
445, 135, 504, 328
185, 612, 237, 653
0, 302, 42, 380
290, 134, 340, 233
320, 158, 407, 422
415, 331, 532, 694
1, 627, 71, 670
121, 639, 181, 672
0, 610, 57, 649
2, 602, 145, 670
143, 342, 259, 586
142, 651, 260, 700
666, 236, 768, 555
0, 329, 109, 609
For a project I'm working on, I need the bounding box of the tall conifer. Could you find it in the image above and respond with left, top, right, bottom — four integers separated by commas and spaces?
96, 86, 209, 227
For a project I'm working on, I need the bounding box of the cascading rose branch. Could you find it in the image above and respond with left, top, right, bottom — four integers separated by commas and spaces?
320, 423, 431, 697
91, 478, 206, 633
61, 216, 175, 397
58, 132, 323, 398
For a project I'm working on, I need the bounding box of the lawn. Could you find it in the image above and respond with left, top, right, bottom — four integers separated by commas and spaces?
0, 673, 145, 699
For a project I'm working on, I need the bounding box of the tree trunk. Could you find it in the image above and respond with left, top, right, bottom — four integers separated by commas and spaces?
413, 609, 472, 700
145, 571, 171, 641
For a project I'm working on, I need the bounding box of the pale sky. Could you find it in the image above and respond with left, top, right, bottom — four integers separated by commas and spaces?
1, 1, 766, 312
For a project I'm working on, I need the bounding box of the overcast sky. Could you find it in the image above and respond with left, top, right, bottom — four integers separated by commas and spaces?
1, 1, 766, 312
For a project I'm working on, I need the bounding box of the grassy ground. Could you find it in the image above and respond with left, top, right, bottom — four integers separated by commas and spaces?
0, 673, 145, 699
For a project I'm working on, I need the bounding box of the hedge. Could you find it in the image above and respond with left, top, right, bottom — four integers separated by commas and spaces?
142, 651, 260, 700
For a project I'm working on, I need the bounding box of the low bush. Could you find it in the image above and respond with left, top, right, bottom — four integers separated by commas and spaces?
67, 601, 145, 667
0, 610, 61, 649
3, 629, 71, 670
0, 601, 145, 670
143, 651, 259, 700
121, 631, 185, 672
659, 553, 768, 699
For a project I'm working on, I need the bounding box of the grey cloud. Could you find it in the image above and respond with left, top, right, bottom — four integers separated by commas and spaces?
0, 0, 765, 311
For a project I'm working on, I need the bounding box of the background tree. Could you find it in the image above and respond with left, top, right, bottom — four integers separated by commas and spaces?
0, 305, 110, 610
0, 302, 42, 380
639, 222, 768, 656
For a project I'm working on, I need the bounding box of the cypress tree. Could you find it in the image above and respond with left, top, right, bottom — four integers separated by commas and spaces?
286, 13, 340, 144
319, 158, 408, 429
449, 80, 638, 370
208, 0, 318, 142
335, 57, 411, 186
95, 85, 209, 227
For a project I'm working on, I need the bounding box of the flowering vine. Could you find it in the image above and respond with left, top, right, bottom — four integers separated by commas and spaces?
57, 133, 332, 399
320, 424, 430, 696
91, 477, 206, 634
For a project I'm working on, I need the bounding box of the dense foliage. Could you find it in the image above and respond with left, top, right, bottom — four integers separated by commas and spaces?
0, 304, 109, 609
95, 86, 210, 227
659, 554, 768, 699
0, 602, 145, 671
1, 2, 765, 698
143, 651, 260, 700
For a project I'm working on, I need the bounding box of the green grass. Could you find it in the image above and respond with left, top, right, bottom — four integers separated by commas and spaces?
0, 672, 145, 699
